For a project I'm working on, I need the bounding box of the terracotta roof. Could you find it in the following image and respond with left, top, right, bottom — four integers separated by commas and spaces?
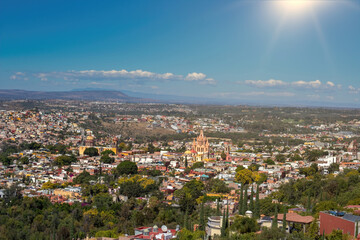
272, 213, 314, 224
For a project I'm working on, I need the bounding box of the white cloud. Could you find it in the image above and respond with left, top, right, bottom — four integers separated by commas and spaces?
244, 79, 340, 91
185, 72, 215, 85
244, 79, 287, 88
292, 80, 322, 89
326, 81, 335, 87
10, 72, 26, 80
185, 72, 206, 81
34, 69, 179, 81
28, 69, 216, 85
37, 73, 48, 81
201, 78, 216, 85
348, 85, 359, 94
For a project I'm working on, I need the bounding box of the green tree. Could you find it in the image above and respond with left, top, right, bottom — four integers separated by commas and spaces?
259, 227, 285, 240
236, 165, 245, 172
221, 151, 227, 160
242, 185, 248, 215
264, 159, 275, 165
177, 229, 205, 240
313, 201, 340, 214
84, 147, 99, 157
101, 149, 115, 155
54, 154, 77, 166
199, 202, 205, 231
249, 185, 254, 212
307, 193, 312, 212
236, 169, 255, 185
282, 211, 287, 233
100, 154, 114, 164
73, 170, 96, 184
272, 205, 278, 229
174, 180, 204, 213
230, 215, 259, 234
239, 184, 244, 215
254, 184, 260, 219
93, 193, 113, 210
328, 163, 340, 174
216, 199, 221, 216
191, 162, 204, 169
248, 164, 260, 172
205, 178, 230, 193
327, 229, 350, 240
184, 207, 189, 229
275, 154, 286, 163
19, 156, 29, 165
221, 209, 226, 237
116, 161, 138, 175
305, 149, 327, 162
306, 220, 320, 240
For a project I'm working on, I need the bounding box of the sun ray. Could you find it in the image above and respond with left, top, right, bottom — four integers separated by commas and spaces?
261, 11, 289, 66
309, 8, 336, 75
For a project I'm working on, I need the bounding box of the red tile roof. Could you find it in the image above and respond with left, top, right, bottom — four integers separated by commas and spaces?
272, 213, 314, 224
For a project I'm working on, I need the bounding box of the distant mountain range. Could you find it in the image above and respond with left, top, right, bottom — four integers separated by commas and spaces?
0, 89, 223, 104
0, 89, 358, 108
0, 89, 146, 102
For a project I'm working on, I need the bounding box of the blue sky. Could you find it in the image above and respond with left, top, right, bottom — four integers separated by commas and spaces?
1, 0, 360, 106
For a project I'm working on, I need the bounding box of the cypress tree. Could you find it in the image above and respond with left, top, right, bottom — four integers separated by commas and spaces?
216, 199, 221, 216
282, 211, 287, 233
70, 211, 75, 240
356, 221, 359, 238
239, 184, 244, 215
254, 184, 260, 219
185, 156, 188, 168
307, 194, 311, 212
225, 201, 229, 229
320, 191, 323, 202
221, 209, 226, 237
272, 205, 278, 229
242, 185, 248, 215
249, 185, 254, 213
199, 202, 205, 231
51, 212, 58, 240
184, 207, 189, 230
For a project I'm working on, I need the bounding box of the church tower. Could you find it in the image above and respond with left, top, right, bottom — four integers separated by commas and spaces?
192, 130, 209, 161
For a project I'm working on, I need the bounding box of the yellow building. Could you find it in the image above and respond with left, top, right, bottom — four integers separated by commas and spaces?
53, 189, 81, 198
79, 136, 118, 156
79, 146, 117, 156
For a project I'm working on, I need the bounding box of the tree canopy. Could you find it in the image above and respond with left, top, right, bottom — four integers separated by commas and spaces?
116, 161, 138, 175
53, 155, 77, 166
84, 147, 99, 157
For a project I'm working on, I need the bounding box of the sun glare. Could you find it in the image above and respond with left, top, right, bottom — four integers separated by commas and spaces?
275, 0, 319, 15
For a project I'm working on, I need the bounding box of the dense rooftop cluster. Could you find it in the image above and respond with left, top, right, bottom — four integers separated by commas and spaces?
1, 101, 360, 239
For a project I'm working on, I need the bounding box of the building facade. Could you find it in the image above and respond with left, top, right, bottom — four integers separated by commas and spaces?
191, 130, 209, 161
